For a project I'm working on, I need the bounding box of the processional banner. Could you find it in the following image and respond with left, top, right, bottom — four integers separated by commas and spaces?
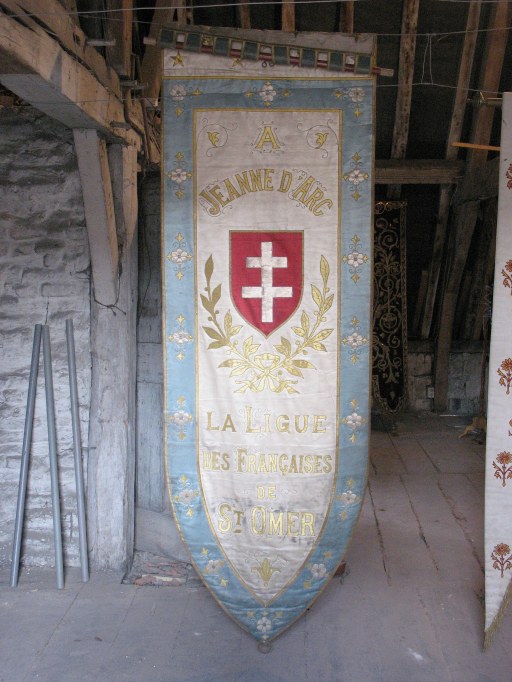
162, 26, 375, 645
485, 92, 512, 646
372, 201, 408, 416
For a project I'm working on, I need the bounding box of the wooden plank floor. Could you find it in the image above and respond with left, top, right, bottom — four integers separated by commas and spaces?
353, 412, 512, 681
1, 413, 512, 681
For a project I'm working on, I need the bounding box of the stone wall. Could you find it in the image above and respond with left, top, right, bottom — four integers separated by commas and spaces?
408, 345, 484, 415
0, 107, 91, 568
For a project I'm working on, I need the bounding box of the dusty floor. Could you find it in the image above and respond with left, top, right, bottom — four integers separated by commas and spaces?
1, 413, 511, 682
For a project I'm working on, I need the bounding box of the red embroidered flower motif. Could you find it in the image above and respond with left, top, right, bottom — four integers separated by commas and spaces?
493, 452, 512, 487
502, 260, 512, 293
506, 163, 512, 190
491, 543, 512, 577
497, 359, 512, 394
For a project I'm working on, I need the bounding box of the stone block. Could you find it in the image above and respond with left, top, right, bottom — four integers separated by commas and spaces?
449, 352, 464, 378
413, 398, 433, 412
448, 378, 464, 399
408, 352, 433, 379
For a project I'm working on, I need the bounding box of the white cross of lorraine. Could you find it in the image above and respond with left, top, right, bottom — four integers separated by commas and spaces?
242, 241, 292, 323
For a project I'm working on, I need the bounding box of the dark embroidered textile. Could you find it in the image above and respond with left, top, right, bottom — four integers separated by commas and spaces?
372, 201, 408, 415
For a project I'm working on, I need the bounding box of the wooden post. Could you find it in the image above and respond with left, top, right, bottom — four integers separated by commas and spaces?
434, 200, 480, 410
339, 2, 354, 33
238, 0, 251, 29
87, 142, 139, 569
472, 199, 498, 341
106, 0, 133, 77
282, 0, 295, 32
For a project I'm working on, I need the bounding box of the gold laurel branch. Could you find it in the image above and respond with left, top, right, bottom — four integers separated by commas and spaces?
200, 255, 334, 394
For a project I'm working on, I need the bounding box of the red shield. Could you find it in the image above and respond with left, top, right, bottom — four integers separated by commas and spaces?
230, 231, 303, 336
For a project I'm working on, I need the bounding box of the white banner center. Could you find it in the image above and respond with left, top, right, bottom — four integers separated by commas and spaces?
196, 109, 341, 604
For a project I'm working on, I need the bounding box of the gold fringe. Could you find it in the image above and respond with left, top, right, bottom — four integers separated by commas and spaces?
484, 577, 512, 649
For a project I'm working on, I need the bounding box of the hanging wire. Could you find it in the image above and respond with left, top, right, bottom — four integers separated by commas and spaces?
3, 0, 512, 30
420, 33, 434, 86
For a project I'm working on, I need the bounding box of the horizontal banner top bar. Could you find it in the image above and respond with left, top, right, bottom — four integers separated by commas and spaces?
160, 23, 376, 75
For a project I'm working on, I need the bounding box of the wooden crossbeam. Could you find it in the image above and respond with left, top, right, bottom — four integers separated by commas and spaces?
1, 0, 122, 99
0, 5, 163, 162
375, 160, 464, 185
0, 9, 139, 144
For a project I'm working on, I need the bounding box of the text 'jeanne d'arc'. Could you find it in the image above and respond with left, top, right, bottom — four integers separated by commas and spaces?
198, 168, 333, 217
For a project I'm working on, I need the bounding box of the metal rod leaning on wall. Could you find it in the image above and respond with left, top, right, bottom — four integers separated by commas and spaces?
65, 319, 89, 582
10, 324, 43, 588
42, 325, 64, 589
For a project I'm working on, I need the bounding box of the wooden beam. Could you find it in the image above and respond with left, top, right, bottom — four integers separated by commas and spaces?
1, 0, 122, 99
0, 1, 161, 162
460, 198, 496, 339
467, 1, 509, 169
106, 0, 133, 78
141, 0, 185, 105
87, 141, 139, 569
59, 0, 77, 13
433, 200, 480, 410
388, 0, 420, 199
412, 270, 428, 336
282, 0, 295, 32
472, 199, 497, 341
446, 2, 482, 161
375, 159, 464, 185
434, 0, 509, 411
237, 0, 251, 29
452, 156, 499, 206
73, 129, 119, 306
0, 8, 141, 148
339, 1, 354, 33
420, 1, 482, 339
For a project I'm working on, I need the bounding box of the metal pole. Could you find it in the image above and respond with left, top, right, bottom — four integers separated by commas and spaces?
42, 325, 64, 589
10, 325, 42, 588
65, 319, 89, 582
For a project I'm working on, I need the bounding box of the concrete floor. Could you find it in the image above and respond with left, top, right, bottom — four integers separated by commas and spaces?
2, 413, 512, 682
